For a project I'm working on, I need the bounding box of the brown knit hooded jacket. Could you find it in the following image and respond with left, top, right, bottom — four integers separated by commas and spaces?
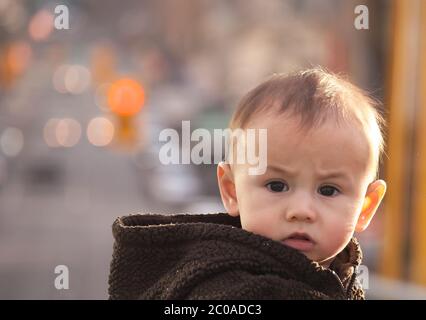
108, 213, 365, 300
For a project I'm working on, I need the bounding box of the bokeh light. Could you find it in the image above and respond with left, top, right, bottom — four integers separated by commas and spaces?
64, 65, 91, 94
28, 9, 54, 42
0, 0, 27, 33
52, 65, 68, 93
52, 65, 92, 94
43, 118, 81, 148
6, 41, 32, 76
0, 127, 24, 157
87, 117, 115, 147
43, 118, 60, 147
56, 118, 81, 147
107, 78, 145, 117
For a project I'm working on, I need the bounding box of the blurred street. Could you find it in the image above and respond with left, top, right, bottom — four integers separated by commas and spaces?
0, 57, 155, 299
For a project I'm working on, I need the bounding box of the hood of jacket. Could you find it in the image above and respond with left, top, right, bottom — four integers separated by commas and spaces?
108, 212, 364, 300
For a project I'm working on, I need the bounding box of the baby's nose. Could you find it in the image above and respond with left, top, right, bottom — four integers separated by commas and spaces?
284, 194, 317, 222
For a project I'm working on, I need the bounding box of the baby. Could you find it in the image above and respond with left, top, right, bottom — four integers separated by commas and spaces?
108, 68, 387, 300
217, 67, 387, 269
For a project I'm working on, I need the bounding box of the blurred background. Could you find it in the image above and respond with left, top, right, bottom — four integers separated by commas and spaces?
0, 0, 426, 299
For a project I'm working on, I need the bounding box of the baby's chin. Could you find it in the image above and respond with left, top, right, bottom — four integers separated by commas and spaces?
316, 256, 336, 269
302, 251, 336, 269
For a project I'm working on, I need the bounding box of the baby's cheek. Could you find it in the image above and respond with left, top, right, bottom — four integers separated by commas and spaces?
242, 209, 279, 238
239, 200, 283, 240
331, 200, 363, 236
322, 217, 356, 256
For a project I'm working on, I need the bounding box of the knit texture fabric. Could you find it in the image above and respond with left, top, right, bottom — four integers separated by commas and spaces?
108, 213, 365, 300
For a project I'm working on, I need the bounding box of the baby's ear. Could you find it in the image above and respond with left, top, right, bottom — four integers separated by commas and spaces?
217, 162, 239, 217
356, 179, 387, 232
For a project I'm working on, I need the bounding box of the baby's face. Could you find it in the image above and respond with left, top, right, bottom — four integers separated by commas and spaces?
227, 113, 378, 267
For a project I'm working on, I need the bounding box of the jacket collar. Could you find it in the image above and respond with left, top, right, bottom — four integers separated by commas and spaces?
114, 212, 363, 298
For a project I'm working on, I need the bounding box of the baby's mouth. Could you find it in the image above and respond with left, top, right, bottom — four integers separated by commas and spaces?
282, 232, 315, 252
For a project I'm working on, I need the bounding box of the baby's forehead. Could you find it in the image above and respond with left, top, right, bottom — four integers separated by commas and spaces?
241, 112, 376, 178
247, 111, 366, 142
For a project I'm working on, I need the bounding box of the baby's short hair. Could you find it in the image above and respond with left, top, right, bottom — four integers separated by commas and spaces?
229, 67, 386, 180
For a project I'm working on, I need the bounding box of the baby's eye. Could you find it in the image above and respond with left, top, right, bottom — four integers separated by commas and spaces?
318, 185, 340, 197
265, 181, 289, 192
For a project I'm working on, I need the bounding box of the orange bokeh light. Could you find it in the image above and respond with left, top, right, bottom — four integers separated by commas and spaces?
107, 78, 145, 117
28, 9, 54, 42
6, 41, 32, 75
